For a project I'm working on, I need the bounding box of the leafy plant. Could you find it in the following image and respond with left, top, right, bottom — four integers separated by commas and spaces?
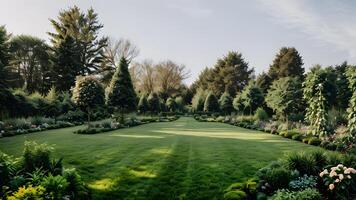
289, 175, 317, 190
41, 174, 69, 199
270, 188, 322, 200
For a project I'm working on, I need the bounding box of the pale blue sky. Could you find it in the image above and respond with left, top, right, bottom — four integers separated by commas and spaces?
1, 0, 356, 84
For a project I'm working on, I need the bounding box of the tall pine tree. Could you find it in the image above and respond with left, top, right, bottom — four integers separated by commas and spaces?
106, 57, 137, 122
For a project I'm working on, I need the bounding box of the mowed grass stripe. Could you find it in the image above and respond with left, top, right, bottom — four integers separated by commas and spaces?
0, 117, 323, 200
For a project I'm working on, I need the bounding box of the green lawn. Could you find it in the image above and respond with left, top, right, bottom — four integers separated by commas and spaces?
0, 117, 323, 199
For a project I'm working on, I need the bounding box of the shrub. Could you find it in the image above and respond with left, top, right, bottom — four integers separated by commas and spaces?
270, 188, 322, 200
307, 137, 321, 146
0, 151, 12, 195
265, 168, 291, 191
41, 174, 68, 199
7, 185, 46, 200
5, 118, 31, 130
254, 108, 269, 121
63, 168, 88, 199
284, 131, 298, 139
319, 164, 356, 200
284, 152, 318, 175
57, 110, 85, 123
291, 134, 303, 141
288, 175, 317, 190
23, 141, 54, 173
223, 190, 247, 200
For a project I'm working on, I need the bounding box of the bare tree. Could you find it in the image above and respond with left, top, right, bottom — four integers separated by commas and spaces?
155, 60, 190, 97
129, 59, 155, 94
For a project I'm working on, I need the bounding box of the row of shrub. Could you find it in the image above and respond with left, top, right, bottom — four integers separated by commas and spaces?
0, 116, 75, 138
223, 150, 356, 200
0, 141, 89, 199
194, 114, 355, 154
74, 116, 180, 134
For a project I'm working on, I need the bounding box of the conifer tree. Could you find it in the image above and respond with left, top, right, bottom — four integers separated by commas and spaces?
346, 66, 356, 136
106, 57, 137, 122
219, 92, 233, 115
147, 92, 160, 114
137, 94, 149, 114
166, 97, 176, 112
204, 92, 219, 113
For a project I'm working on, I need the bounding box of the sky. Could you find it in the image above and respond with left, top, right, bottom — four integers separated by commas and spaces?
1, 0, 356, 84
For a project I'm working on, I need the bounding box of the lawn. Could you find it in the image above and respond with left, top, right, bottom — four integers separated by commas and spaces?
0, 117, 323, 200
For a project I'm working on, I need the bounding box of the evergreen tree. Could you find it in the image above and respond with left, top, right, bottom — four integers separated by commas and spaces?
256, 72, 272, 94
51, 36, 80, 91
334, 62, 352, 110
346, 65, 356, 136
147, 92, 160, 114
266, 77, 303, 122
137, 94, 149, 114
233, 93, 244, 114
219, 92, 233, 115
240, 81, 264, 115
106, 57, 137, 122
175, 96, 184, 112
191, 88, 207, 112
209, 51, 253, 96
204, 92, 219, 113
72, 76, 105, 127
166, 97, 176, 112
48, 6, 107, 75
268, 47, 304, 80
0, 26, 10, 86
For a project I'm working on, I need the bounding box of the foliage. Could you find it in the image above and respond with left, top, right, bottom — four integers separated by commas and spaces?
219, 92, 233, 114
223, 190, 247, 200
175, 96, 184, 112
7, 185, 46, 200
72, 76, 105, 125
266, 77, 303, 121
346, 65, 356, 136
106, 57, 137, 118
224, 178, 257, 199
204, 92, 219, 113
288, 174, 317, 190
239, 81, 264, 115
147, 92, 160, 113
270, 188, 322, 200
23, 141, 54, 173
284, 152, 318, 175
268, 47, 304, 80
254, 108, 269, 121
165, 97, 176, 112
40, 174, 69, 199
138, 94, 149, 114
192, 88, 207, 112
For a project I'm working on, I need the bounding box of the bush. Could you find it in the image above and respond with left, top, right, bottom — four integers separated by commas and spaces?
270, 188, 322, 200
57, 110, 85, 123
254, 108, 269, 121
265, 168, 292, 191
284, 152, 319, 175
223, 190, 247, 200
288, 175, 317, 190
284, 131, 298, 139
7, 185, 46, 200
23, 141, 54, 173
63, 168, 88, 199
41, 174, 68, 199
307, 137, 321, 146
291, 134, 303, 141
5, 118, 31, 130
0, 152, 12, 195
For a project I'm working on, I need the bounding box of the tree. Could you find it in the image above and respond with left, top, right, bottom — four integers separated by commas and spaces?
0, 26, 10, 86
240, 81, 264, 115
266, 77, 303, 122
9, 35, 50, 94
155, 60, 190, 97
233, 93, 244, 114
334, 62, 352, 110
192, 88, 207, 112
129, 60, 156, 94
175, 96, 184, 112
346, 65, 356, 136
48, 6, 107, 75
106, 57, 137, 122
101, 38, 139, 85
137, 94, 149, 114
147, 92, 160, 114
219, 92, 233, 115
166, 97, 176, 112
204, 92, 219, 113
209, 51, 254, 96
72, 76, 104, 127
50, 36, 80, 91
268, 47, 304, 80
256, 72, 272, 94
190, 67, 213, 91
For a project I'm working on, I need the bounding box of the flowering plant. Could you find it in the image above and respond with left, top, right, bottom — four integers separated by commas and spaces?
320, 164, 356, 199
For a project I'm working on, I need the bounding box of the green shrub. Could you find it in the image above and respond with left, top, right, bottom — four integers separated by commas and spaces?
0, 151, 12, 195
291, 134, 303, 141
279, 131, 287, 137
271, 188, 322, 200
23, 141, 54, 173
307, 137, 321, 146
254, 108, 269, 121
284, 152, 318, 175
265, 168, 291, 191
7, 185, 46, 200
223, 190, 247, 200
288, 174, 317, 191
5, 118, 31, 130
41, 174, 68, 199
302, 137, 310, 144
63, 168, 88, 199
284, 131, 298, 139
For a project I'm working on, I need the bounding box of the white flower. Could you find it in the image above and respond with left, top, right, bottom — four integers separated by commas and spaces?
329, 184, 335, 190
330, 171, 338, 177
339, 174, 344, 180
337, 164, 344, 168
347, 175, 352, 179
335, 179, 340, 183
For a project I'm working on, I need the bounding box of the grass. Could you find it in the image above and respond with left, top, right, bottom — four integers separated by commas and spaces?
0, 117, 324, 200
